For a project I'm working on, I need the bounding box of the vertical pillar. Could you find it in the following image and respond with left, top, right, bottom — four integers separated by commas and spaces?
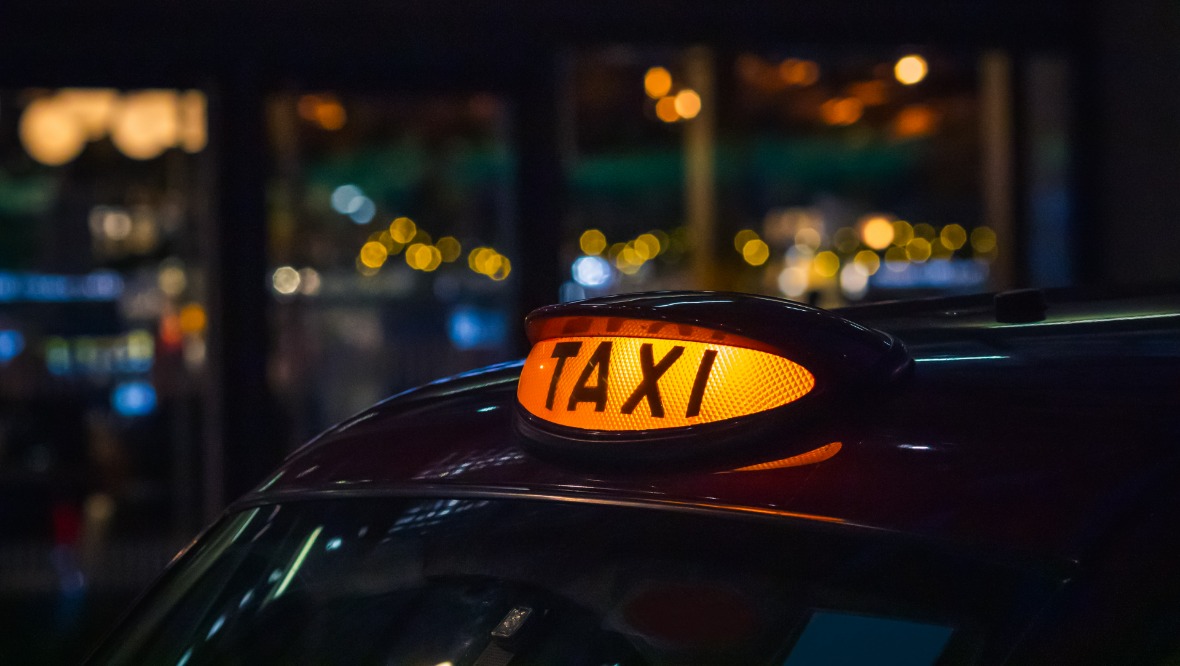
202, 65, 276, 519
980, 51, 1019, 290
683, 46, 720, 290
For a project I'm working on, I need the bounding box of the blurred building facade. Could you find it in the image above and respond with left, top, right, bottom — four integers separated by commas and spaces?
1, 0, 1179, 659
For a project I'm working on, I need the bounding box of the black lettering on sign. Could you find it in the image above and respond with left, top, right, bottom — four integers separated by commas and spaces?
545, 341, 583, 410
567, 341, 612, 412
620, 344, 684, 417
685, 349, 717, 418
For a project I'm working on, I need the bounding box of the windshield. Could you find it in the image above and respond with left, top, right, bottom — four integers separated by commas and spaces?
90, 496, 1055, 665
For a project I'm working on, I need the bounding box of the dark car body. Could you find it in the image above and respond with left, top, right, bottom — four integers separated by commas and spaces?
88, 291, 1180, 665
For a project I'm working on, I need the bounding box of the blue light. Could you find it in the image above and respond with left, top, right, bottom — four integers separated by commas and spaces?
0, 273, 18, 301
870, 258, 988, 290
330, 184, 365, 214
572, 255, 612, 288
0, 271, 123, 303
325, 537, 343, 551
347, 196, 376, 224
448, 306, 508, 350
0, 330, 25, 364
112, 381, 157, 417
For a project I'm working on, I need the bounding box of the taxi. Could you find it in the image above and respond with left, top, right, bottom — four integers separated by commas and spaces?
87, 290, 1180, 665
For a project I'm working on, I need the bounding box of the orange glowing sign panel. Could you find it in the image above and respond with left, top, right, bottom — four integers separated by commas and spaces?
518, 335, 815, 431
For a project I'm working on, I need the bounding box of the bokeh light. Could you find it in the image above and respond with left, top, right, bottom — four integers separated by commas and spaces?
436, 236, 462, 262
572, 255, 612, 288
814, 251, 840, 277
853, 250, 882, 275
860, 216, 895, 250
390, 217, 417, 243
971, 227, 998, 253
940, 224, 968, 250
742, 239, 770, 266
894, 55, 929, 85
110, 91, 180, 160
644, 67, 673, 99
360, 241, 389, 268
20, 97, 87, 165
674, 89, 702, 119
655, 97, 680, 123
820, 97, 863, 126
580, 229, 607, 255
905, 238, 932, 263
892, 220, 915, 246
272, 266, 301, 294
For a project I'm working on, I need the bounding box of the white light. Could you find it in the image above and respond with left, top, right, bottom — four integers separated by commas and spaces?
777, 266, 809, 298
572, 255, 612, 288
298, 268, 321, 295
330, 184, 365, 214
839, 263, 869, 299
272, 266, 301, 295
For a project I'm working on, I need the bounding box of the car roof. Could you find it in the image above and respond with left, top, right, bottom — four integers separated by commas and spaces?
236, 290, 1180, 571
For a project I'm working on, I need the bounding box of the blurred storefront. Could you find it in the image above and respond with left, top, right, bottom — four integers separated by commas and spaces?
4, 0, 1176, 660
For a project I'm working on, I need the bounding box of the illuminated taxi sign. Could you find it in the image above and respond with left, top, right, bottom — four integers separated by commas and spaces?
515, 292, 911, 459
518, 334, 815, 431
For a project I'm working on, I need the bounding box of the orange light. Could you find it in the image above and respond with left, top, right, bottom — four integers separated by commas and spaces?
727, 441, 842, 472
518, 334, 815, 432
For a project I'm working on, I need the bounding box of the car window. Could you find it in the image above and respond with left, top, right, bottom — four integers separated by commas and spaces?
90, 497, 1057, 665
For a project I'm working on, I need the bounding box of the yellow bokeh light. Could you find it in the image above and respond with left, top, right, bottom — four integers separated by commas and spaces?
894, 55, 929, 85
820, 97, 864, 126
360, 240, 389, 268
913, 223, 936, 240
814, 250, 840, 277
644, 67, 673, 99
110, 91, 180, 161
436, 236, 461, 262
906, 238, 932, 263
620, 243, 644, 267
389, 217, 417, 243
940, 224, 968, 250
405, 243, 442, 272
742, 239, 770, 266
490, 256, 511, 281
971, 227, 998, 253
635, 233, 661, 260
892, 220, 915, 246
733, 229, 760, 253
20, 97, 87, 166
853, 250, 881, 275
655, 97, 680, 123
674, 89, 702, 120
860, 216, 894, 250
179, 303, 207, 335
580, 229, 607, 255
